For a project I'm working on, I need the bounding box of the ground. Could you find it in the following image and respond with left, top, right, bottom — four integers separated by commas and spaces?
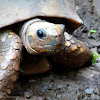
11, 0, 100, 99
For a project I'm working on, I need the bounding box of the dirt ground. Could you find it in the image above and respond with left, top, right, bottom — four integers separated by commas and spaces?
11, 0, 100, 100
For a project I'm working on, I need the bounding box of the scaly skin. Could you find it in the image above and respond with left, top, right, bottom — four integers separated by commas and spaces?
53, 32, 92, 67
0, 30, 22, 99
20, 19, 92, 68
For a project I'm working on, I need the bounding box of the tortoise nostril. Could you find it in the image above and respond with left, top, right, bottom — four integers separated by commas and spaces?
59, 35, 61, 37
55, 35, 61, 38
55, 35, 62, 38
55, 36, 57, 38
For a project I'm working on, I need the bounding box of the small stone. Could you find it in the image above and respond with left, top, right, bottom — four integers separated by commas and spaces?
95, 62, 100, 71
57, 84, 63, 90
91, 94, 100, 99
46, 97, 52, 100
85, 88, 94, 94
93, 0, 100, 17
24, 92, 32, 99
97, 57, 100, 62
74, 97, 78, 100
90, 47, 97, 53
57, 94, 61, 99
97, 46, 100, 54
83, 96, 88, 100
94, 88, 99, 94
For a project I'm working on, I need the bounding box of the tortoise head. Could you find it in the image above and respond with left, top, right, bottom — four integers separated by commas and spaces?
21, 19, 65, 55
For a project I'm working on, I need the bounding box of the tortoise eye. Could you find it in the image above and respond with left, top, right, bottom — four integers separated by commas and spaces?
37, 30, 46, 39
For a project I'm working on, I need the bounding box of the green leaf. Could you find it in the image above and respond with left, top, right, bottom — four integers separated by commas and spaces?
92, 52, 99, 64
89, 30, 97, 33
76, 6, 79, 9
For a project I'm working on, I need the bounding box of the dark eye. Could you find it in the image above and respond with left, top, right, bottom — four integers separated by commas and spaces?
37, 30, 46, 39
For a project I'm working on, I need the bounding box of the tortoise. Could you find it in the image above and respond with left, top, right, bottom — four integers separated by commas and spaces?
0, 0, 92, 99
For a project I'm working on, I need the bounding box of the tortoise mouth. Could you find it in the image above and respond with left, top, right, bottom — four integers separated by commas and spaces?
39, 44, 61, 47
37, 44, 62, 54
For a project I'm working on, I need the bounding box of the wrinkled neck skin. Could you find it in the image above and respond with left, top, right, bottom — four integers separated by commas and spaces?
20, 18, 65, 56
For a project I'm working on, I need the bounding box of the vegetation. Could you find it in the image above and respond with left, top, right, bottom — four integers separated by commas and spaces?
92, 52, 99, 64
89, 30, 97, 34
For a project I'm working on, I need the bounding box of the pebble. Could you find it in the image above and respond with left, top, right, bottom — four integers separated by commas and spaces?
57, 94, 61, 99
94, 88, 99, 94
90, 47, 97, 53
93, 0, 100, 17
97, 46, 100, 54
95, 62, 100, 71
97, 57, 100, 62
85, 88, 94, 94
57, 84, 63, 90
91, 94, 100, 99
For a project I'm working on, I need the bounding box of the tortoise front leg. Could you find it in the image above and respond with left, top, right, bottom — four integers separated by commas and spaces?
54, 32, 92, 68
21, 55, 52, 75
0, 30, 22, 99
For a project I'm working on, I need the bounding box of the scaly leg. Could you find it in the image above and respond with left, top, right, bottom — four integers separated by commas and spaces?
21, 52, 52, 75
53, 32, 92, 68
0, 30, 22, 99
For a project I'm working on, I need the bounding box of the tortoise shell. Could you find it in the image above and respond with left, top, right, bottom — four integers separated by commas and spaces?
0, 0, 83, 32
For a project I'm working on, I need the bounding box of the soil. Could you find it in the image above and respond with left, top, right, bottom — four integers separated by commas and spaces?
11, 0, 100, 100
